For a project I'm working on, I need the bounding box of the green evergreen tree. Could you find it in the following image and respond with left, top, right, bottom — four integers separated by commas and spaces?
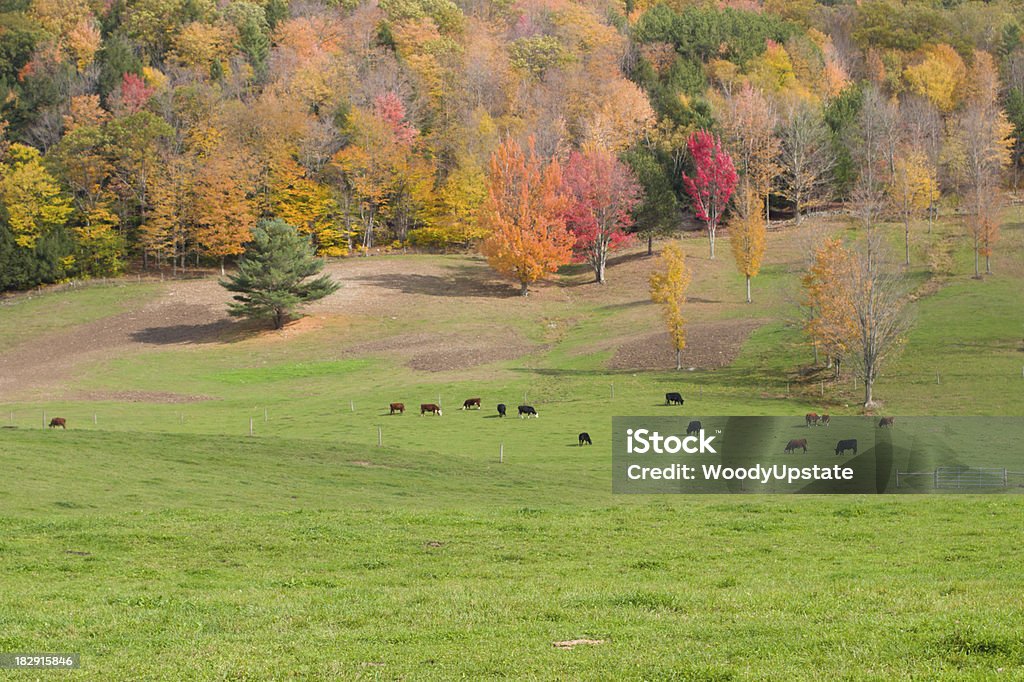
220, 219, 340, 329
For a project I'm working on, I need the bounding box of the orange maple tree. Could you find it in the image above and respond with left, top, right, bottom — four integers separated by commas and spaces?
479, 136, 572, 296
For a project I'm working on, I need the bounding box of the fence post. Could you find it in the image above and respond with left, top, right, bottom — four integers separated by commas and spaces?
377, 426, 382, 447
499, 443, 504, 463
350, 400, 354, 412
42, 411, 46, 429
264, 408, 268, 423
610, 383, 614, 400
249, 417, 254, 436
94, 413, 97, 425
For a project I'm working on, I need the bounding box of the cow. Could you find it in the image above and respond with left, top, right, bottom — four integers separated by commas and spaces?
820, 414, 831, 427
806, 412, 819, 427
389, 402, 405, 415
878, 416, 895, 428
462, 398, 482, 410
578, 432, 592, 446
687, 420, 702, 435
420, 403, 442, 416
518, 405, 538, 418
665, 392, 684, 406
835, 439, 857, 456
497, 403, 506, 418
785, 438, 807, 453
48, 417, 66, 429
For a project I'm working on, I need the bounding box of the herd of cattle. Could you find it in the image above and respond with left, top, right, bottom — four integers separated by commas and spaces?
43, 395, 895, 455
785, 414, 895, 457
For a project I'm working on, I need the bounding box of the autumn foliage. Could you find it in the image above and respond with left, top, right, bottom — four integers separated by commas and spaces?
650, 241, 692, 370
561, 148, 642, 284
479, 137, 572, 296
729, 189, 766, 304
682, 131, 738, 259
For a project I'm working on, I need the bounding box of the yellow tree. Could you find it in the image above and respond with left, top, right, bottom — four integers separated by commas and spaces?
729, 189, 766, 304
801, 237, 856, 375
193, 150, 256, 275
889, 150, 938, 265
650, 241, 692, 370
0, 144, 73, 248
903, 44, 966, 113
479, 136, 572, 296
270, 156, 348, 256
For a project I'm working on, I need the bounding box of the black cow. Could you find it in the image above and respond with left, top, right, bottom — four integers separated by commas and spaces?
497, 403, 506, 417
835, 439, 857, 456
665, 392, 684, 405
578, 432, 592, 446
518, 405, 538, 418
687, 420, 701, 435
878, 417, 895, 428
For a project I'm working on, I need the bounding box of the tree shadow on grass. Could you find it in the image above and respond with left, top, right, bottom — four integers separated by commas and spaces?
353, 270, 520, 298
130, 318, 259, 345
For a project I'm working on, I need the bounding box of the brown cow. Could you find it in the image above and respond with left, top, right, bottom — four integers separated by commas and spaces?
420, 403, 442, 416
820, 414, 831, 427
785, 438, 807, 453
389, 403, 405, 415
48, 417, 66, 429
461, 398, 482, 410
879, 416, 895, 428
805, 413, 819, 427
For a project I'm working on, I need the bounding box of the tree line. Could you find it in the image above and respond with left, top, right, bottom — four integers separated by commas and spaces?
1, 0, 1022, 292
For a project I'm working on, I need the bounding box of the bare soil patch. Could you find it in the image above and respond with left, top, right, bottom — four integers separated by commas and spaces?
553, 639, 605, 650
608, 319, 767, 371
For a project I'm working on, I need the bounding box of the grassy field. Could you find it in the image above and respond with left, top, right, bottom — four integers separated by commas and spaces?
1, 213, 1022, 679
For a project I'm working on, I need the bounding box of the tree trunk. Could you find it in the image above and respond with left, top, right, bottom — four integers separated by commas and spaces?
864, 377, 873, 408
274, 309, 286, 329
904, 218, 910, 266
812, 340, 818, 366
708, 228, 716, 259
220, 257, 225, 277
745, 275, 751, 303
647, 234, 653, 256
765, 194, 770, 224
985, 252, 992, 275
596, 256, 606, 284
974, 240, 980, 278
675, 347, 681, 370
520, 281, 529, 297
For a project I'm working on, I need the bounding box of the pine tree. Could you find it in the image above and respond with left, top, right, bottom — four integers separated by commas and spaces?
220, 219, 340, 329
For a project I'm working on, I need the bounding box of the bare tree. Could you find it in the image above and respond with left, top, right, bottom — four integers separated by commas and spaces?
855, 85, 900, 190
846, 229, 912, 408
778, 104, 835, 224
954, 51, 1011, 278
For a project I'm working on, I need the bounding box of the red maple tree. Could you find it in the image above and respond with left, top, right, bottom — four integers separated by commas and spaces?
562, 148, 642, 284
682, 130, 738, 259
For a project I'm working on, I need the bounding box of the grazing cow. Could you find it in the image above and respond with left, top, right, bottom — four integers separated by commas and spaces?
820, 414, 831, 427
578, 432, 592, 446
665, 392, 684, 406
462, 398, 482, 410
687, 420, 702, 435
785, 438, 808, 453
420, 403, 442, 416
835, 439, 857, 456
389, 402, 405, 415
48, 417, 66, 429
878, 417, 895, 428
497, 403, 506, 418
806, 412, 819, 427
518, 405, 538, 418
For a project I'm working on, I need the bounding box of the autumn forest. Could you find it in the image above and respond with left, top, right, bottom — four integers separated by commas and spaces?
0, 0, 1020, 293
